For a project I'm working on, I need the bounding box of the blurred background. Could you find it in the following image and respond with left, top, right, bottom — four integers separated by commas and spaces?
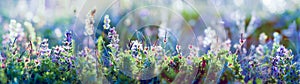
0, 0, 299, 58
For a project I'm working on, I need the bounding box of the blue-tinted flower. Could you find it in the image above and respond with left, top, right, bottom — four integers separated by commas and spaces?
276, 45, 287, 57
52, 58, 58, 63
103, 15, 111, 30
273, 32, 282, 44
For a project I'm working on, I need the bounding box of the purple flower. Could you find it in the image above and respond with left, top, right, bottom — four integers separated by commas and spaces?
65, 31, 72, 43
104, 15, 119, 51
39, 39, 51, 56
52, 58, 58, 63
70, 56, 75, 60
276, 45, 287, 57
63, 31, 72, 51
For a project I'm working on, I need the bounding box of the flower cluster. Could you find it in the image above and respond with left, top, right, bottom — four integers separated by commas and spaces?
107, 27, 119, 50
130, 40, 143, 58
38, 39, 51, 56
0, 19, 79, 83
103, 15, 120, 55
2, 20, 26, 50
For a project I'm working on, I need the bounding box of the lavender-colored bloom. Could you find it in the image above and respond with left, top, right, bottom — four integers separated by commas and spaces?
276, 45, 286, 57
70, 56, 75, 60
53, 46, 64, 55
39, 39, 51, 56
130, 40, 142, 58
186, 57, 193, 65
52, 58, 58, 63
63, 31, 72, 51
68, 62, 74, 68
105, 15, 119, 50
107, 27, 120, 50
78, 47, 90, 57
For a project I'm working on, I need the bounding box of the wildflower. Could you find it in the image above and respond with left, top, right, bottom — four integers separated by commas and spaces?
70, 56, 75, 60
17, 58, 22, 62
170, 60, 174, 64
25, 58, 29, 63
179, 55, 182, 59
63, 31, 72, 51
0, 53, 6, 62
39, 39, 51, 56
35, 59, 40, 65
65, 31, 72, 43
163, 37, 167, 44
109, 62, 113, 66
186, 56, 193, 65
239, 33, 246, 45
8, 19, 25, 41
2, 19, 25, 47
256, 45, 264, 55
273, 32, 281, 44
201, 58, 206, 67
143, 50, 148, 54
130, 40, 143, 57
272, 56, 280, 66
222, 39, 231, 51
52, 58, 58, 63
68, 61, 74, 68
103, 15, 111, 30
164, 56, 168, 60
169, 60, 176, 67
78, 47, 90, 57
151, 45, 163, 58
107, 27, 119, 50
1, 63, 5, 68
188, 45, 199, 57
84, 9, 96, 36
176, 45, 181, 52
259, 33, 267, 44
54, 28, 63, 38
276, 45, 287, 57
152, 46, 162, 52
